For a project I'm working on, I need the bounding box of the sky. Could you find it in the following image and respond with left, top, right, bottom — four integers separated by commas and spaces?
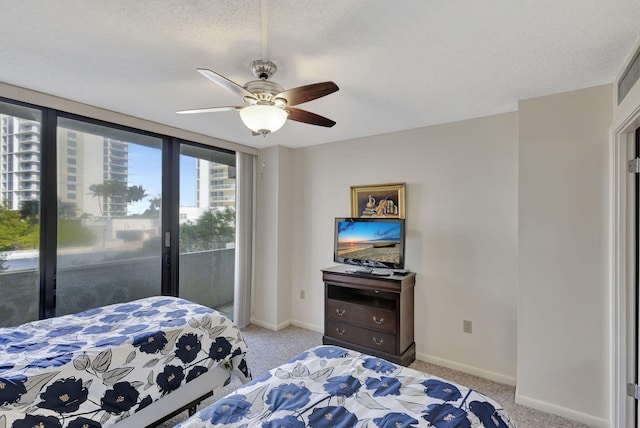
127, 144, 196, 214
337, 221, 401, 243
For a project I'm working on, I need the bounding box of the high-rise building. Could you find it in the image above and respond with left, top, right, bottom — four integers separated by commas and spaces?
57, 128, 130, 218
179, 159, 236, 224
0, 116, 132, 218
202, 160, 236, 209
0, 116, 41, 209
1, 116, 236, 221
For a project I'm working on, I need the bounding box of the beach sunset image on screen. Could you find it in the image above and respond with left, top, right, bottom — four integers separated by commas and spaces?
336, 220, 402, 264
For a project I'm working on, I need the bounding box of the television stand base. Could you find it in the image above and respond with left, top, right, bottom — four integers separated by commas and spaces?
322, 265, 416, 366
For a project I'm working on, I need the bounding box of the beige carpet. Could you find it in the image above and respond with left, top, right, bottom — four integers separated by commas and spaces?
157, 324, 591, 428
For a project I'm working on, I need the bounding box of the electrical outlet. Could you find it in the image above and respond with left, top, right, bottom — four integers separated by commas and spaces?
463, 320, 472, 334
300, 290, 305, 299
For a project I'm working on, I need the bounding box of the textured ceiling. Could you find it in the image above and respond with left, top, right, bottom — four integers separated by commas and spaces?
1, 0, 639, 149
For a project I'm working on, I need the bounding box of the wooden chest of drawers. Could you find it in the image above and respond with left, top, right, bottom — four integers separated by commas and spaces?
322, 265, 416, 366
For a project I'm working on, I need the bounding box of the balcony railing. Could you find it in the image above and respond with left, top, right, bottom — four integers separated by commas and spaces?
19, 156, 40, 163
16, 185, 39, 191
210, 184, 235, 190
0, 248, 235, 328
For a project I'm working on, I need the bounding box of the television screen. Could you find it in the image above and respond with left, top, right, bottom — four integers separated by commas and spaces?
334, 217, 405, 269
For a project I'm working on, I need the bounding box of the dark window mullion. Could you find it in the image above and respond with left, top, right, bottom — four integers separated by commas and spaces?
39, 109, 58, 319
162, 137, 180, 296
634, 126, 640, 424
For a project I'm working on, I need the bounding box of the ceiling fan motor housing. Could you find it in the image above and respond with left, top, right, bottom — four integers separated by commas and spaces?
243, 79, 286, 107
250, 59, 277, 80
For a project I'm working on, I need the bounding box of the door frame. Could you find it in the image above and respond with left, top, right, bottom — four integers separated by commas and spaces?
612, 104, 640, 428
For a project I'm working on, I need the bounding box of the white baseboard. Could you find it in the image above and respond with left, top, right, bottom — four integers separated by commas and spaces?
249, 318, 322, 333
249, 317, 291, 331
290, 320, 323, 333
515, 393, 609, 428
416, 351, 517, 386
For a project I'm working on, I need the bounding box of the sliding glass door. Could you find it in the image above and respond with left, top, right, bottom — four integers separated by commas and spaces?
0, 96, 250, 328
178, 143, 236, 319
0, 101, 43, 327
55, 117, 164, 315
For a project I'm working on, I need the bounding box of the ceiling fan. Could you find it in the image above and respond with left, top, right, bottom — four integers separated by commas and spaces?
177, 0, 338, 137
176, 61, 339, 136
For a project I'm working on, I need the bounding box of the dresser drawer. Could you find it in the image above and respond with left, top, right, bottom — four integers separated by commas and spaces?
327, 320, 395, 354
327, 299, 396, 333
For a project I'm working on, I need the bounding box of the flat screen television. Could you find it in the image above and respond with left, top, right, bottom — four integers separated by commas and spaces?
333, 217, 405, 270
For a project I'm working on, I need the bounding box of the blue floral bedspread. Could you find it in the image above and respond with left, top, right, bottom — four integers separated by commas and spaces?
176, 345, 517, 428
0, 296, 251, 428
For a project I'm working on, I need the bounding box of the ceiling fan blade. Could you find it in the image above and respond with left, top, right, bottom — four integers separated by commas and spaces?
197, 68, 256, 100
176, 106, 241, 114
276, 81, 339, 106
286, 107, 336, 127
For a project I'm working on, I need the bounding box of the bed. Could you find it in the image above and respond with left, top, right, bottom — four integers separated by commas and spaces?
0, 296, 251, 428
176, 345, 517, 428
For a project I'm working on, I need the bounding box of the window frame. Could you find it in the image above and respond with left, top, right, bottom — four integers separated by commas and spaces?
0, 95, 237, 320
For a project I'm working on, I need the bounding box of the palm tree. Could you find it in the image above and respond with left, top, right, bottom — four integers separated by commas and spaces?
126, 185, 147, 204
89, 183, 106, 216
90, 181, 147, 217
143, 196, 162, 218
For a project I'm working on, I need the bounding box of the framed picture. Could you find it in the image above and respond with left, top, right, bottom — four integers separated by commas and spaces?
351, 182, 406, 219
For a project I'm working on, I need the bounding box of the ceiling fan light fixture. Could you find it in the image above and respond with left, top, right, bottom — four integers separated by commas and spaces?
239, 104, 288, 135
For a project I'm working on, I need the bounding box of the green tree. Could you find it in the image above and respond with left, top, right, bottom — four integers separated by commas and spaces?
89, 183, 108, 216
126, 185, 147, 204
90, 180, 147, 216
58, 200, 78, 219
0, 204, 95, 253
142, 196, 161, 218
180, 207, 235, 252
0, 207, 38, 251
19, 200, 39, 225
57, 219, 96, 246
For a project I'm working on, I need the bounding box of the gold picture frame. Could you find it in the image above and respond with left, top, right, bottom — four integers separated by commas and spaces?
351, 182, 406, 219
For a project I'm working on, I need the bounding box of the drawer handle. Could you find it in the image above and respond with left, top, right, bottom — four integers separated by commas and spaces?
336, 328, 346, 335
372, 337, 384, 346
336, 309, 346, 316
372, 316, 384, 324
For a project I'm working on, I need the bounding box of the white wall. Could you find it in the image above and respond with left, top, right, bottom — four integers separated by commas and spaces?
516, 85, 611, 426
286, 113, 520, 383
251, 146, 294, 330
253, 86, 614, 426
276, 146, 294, 328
